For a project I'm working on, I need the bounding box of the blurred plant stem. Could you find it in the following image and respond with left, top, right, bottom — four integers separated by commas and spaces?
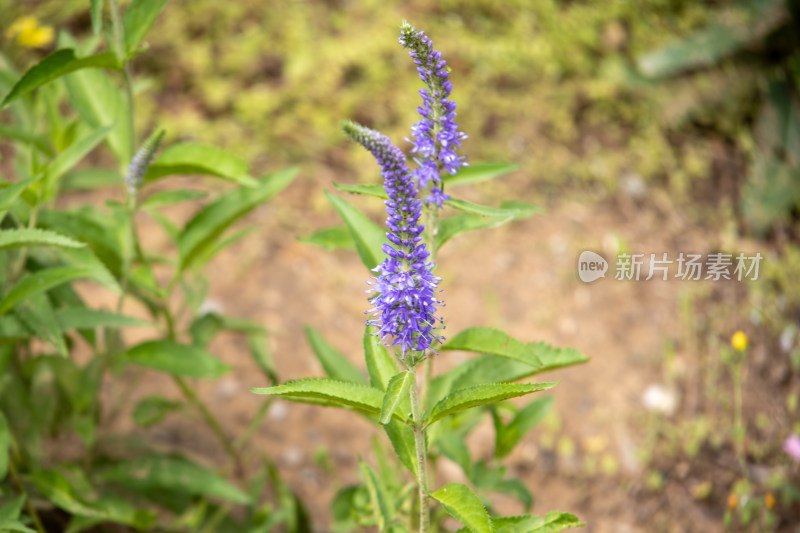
408, 364, 430, 533
8, 460, 45, 533
731, 362, 746, 474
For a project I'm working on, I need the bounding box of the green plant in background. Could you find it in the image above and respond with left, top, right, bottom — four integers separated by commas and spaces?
0, 1, 306, 531
635, 0, 800, 236
254, 22, 587, 533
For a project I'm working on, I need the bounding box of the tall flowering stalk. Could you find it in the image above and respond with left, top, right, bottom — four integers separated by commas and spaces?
400, 22, 467, 208
342, 121, 444, 359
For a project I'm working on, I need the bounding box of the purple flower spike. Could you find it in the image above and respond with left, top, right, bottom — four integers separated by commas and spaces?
784, 434, 800, 462
342, 120, 444, 358
400, 22, 467, 207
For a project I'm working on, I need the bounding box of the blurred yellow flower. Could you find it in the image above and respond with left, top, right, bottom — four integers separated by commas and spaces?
731, 330, 748, 352
765, 492, 775, 510
727, 493, 738, 509
6, 16, 54, 49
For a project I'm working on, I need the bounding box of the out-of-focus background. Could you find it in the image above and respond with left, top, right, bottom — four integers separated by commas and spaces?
2, 0, 800, 531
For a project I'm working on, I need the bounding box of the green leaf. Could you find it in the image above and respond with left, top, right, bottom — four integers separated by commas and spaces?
0, 412, 9, 480
178, 167, 297, 270
126, 340, 231, 378
140, 189, 207, 209
430, 483, 492, 533
305, 326, 365, 384
13, 292, 67, 355
0, 177, 38, 220
123, 0, 168, 54
99, 456, 251, 504
0, 495, 26, 524
442, 162, 519, 187
445, 198, 543, 219
470, 461, 533, 512
145, 143, 257, 186
298, 225, 355, 250
494, 396, 553, 459
364, 325, 398, 390
495, 511, 583, 533
426, 383, 555, 427
380, 371, 412, 424
54, 308, 153, 330
0, 266, 102, 316
43, 125, 112, 199
64, 66, 131, 163
359, 459, 393, 531
0, 228, 85, 251
0, 124, 53, 156
90, 0, 104, 35
1, 50, 118, 108
437, 430, 472, 476
132, 396, 181, 427
382, 420, 417, 478
437, 213, 512, 250
333, 182, 388, 199
324, 190, 386, 270
61, 168, 122, 191
31, 470, 156, 528
442, 327, 589, 373
251, 378, 388, 418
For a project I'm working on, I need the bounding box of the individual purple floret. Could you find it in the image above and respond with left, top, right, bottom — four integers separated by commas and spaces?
342, 120, 444, 357
399, 22, 467, 207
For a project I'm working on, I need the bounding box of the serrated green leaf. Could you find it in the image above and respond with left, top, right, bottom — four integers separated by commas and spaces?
178, 167, 297, 270
364, 325, 397, 390
495, 396, 553, 459
0, 412, 9, 480
437, 213, 512, 250
430, 483, 492, 533
442, 162, 519, 187
305, 325, 365, 384
90, 0, 104, 34
140, 189, 207, 209
1, 50, 118, 108
252, 378, 388, 418
324, 191, 386, 270
442, 328, 589, 373
0, 266, 101, 316
99, 455, 250, 503
426, 383, 555, 427
333, 182, 388, 199
383, 419, 417, 478
445, 198, 543, 219
123, 0, 168, 54
145, 143, 257, 186
359, 459, 393, 531
0, 228, 84, 251
132, 396, 181, 427
54, 308, 153, 330
380, 371, 412, 424
298, 225, 355, 250
126, 340, 231, 378
495, 511, 584, 533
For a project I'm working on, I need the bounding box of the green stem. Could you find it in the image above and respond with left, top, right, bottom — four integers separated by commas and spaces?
733, 363, 746, 474
8, 460, 46, 533
173, 376, 243, 473
408, 365, 430, 533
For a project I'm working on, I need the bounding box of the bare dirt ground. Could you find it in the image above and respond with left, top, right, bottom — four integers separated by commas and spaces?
98, 170, 737, 532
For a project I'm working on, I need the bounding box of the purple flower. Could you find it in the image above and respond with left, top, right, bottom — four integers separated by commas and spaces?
400, 22, 467, 208
342, 120, 444, 357
784, 434, 800, 462
125, 129, 164, 197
